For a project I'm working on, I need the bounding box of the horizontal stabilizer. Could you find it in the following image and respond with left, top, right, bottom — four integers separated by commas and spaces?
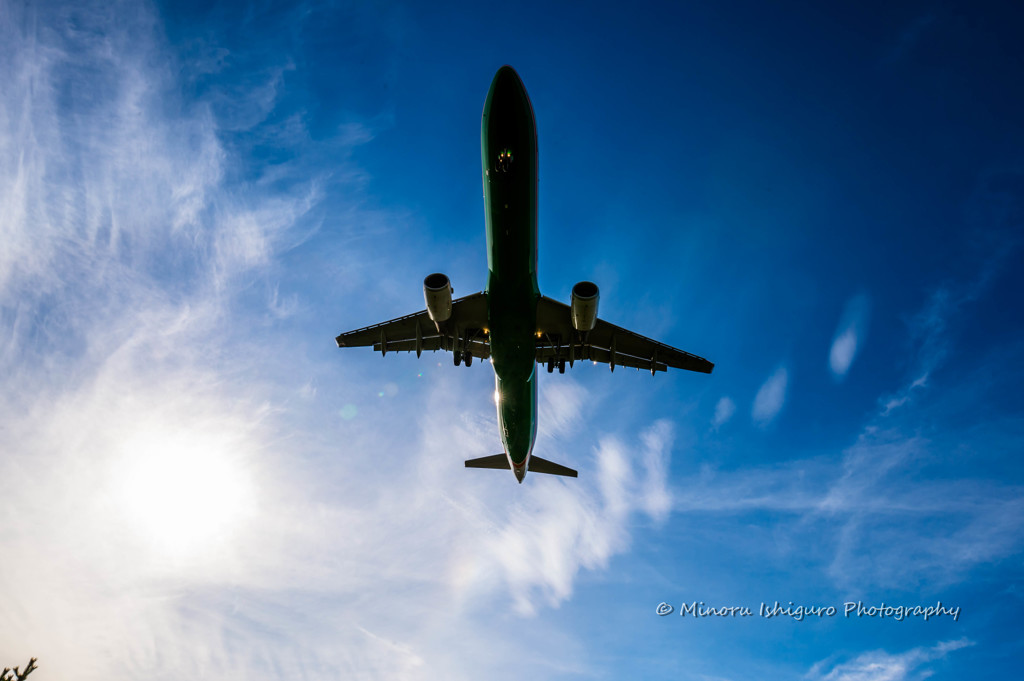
528, 455, 578, 478
465, 454, 511, 470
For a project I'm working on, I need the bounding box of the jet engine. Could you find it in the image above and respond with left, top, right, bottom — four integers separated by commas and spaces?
424, 273, 453, 322
570, 281, 599, 331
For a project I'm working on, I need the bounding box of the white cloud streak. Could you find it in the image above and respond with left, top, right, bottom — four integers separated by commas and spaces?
422, 384, 679, 616
829, 294, 870, 379
671, 420, 1024, 591
712, 396, 735, 429
808, 638, 973, 681
752, 367, 788, 426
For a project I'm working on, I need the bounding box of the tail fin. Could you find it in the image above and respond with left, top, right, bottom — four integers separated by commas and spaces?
464, 454, 511, 470
528, 455, 578, 478
464, 454, 578, 478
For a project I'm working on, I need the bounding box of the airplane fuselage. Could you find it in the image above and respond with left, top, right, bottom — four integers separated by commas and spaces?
335, 66, 713, 484
481, 66, 540, 482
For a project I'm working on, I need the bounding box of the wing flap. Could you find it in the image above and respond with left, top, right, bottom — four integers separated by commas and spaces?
535, 344, 668, 372
336, 309, 431, 348
373, 337, 491, 359
587, 346, 670, 373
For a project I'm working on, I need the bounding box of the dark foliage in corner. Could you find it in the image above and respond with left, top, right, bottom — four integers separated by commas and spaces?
1, 658, 38, 681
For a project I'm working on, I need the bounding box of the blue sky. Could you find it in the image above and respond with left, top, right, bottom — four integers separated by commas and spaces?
2, 0, 1022, 679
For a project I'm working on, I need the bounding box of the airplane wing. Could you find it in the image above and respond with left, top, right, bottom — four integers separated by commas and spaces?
534, 295, 713, 374
335, 292, 490, 358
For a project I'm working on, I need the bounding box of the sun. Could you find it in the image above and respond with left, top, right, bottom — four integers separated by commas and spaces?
112, 430, 255, 556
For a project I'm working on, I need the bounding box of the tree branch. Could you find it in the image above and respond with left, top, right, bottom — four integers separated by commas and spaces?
1, 658, 37, 681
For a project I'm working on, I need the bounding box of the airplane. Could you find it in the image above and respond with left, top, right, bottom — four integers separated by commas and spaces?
335, 65, 713, 483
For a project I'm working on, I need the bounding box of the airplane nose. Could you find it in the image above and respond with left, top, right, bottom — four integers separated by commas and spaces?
493, 65, 523, 90
489, 65, 528, 104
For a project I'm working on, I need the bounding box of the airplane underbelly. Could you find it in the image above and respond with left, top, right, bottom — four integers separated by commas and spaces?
494, 369, 537, 465
487, 277, 536, 378
481, 65, 541, 468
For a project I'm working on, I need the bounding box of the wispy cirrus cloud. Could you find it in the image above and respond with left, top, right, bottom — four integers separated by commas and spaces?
807, 638, 973, 681
0, 4, 684, 667
673, 420, 1024, 591
421, 387, 679, 615
670, 265, 1024, 592
712, 396, 736, 429
0, 1, 381, 678
821, 431, 1024, 590
829, 294, 870, 379
752, 367, 788, 426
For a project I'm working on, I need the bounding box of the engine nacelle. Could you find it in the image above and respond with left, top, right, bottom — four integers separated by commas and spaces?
570, 281, 599, 332
423, 272, 453, 323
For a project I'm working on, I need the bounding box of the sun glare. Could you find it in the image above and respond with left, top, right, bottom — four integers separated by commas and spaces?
113, 432, 255, 556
